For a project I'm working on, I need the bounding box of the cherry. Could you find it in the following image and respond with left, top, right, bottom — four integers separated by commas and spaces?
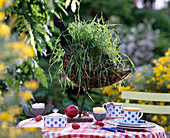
35, 115, 42, 122
96, 121, 104, 127
83, 111, 89, 117
72, 123, 80, 129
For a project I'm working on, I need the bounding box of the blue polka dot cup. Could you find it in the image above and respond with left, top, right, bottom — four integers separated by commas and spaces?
102, 102, 122, 117
123, 107, 143, 124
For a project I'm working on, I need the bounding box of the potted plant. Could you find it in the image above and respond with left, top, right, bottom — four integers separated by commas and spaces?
53, 15, 132, 118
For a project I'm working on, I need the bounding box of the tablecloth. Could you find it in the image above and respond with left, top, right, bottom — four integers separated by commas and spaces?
17, 117, 167, 138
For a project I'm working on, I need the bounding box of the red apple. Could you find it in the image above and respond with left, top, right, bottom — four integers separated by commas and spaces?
35, 115, 42, 122
65, 105, 79, 118
83, 111, 89, 117
72, 123, 80, 129
96, 121, 104, 127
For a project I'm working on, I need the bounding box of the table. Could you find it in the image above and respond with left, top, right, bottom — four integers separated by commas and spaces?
17, 117, 167, 138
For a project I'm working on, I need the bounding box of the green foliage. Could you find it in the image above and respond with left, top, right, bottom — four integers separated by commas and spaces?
132, 9, 170, 34
34, 66, 48, 88
52, 17, 133, 90
3, 0, 76, 89
67, 18, 120, 60
79, 0, 134, 21
5, 0, 54, 54
62, 0, 134, 26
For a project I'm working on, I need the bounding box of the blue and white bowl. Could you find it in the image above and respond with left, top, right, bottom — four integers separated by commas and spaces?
44, 114, 67, 128
44, 109, 67, 128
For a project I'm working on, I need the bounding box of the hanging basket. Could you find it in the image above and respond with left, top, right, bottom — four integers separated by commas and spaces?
63, 53, 131, 88
54, 15, 131, 89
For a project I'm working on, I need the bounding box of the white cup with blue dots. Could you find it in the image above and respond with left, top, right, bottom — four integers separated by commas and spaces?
123, 107, 143, 124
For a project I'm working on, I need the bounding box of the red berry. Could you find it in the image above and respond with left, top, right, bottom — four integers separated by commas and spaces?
83, 111, 89, 117
96, 121, 104, 127
72, 123, 80, 129
65, 105, 79, 118
35, 115, 42, 122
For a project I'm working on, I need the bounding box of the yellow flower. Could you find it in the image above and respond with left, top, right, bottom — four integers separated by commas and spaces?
164, 127, 168, 132
0, 62, 5, 72
0, 0, 4, 9
118, 95, 121, 99
160, 120, 166, 125
136, 72, 141, 77
138, 100, 142, 104
24, 81, 31, 88
0, 12, 5, 21
152, 115, 158, 121
166, 84, 170, 89
141, 102, 146, 105
158, 57, 169, 65
24, 91, 32, 101
102, 86, 112, 94
119, 86, 130, 92
148, 102, 153, 105
7, 106, 22, 116
165, 49, 170, 57
130, 82, 133, 86
151, 77, 156, 82
6, 42, 35, 60
115, 90, 119, 94
31, 81, 39, 89
146, 80, 150, 84
1, 121, 7, 128
117, 99, 121, 103
0, 111, 15, 123
168, 125, 170, 131
22, 45, 35, 58
156, 80, 163, 86
159, 102, 164, 106
0, 23, 11, 40
104, 99, 108, 102
161, 115, 167, 122
153, 59, 158, 65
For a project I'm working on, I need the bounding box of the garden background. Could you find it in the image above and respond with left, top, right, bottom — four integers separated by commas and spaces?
0, 0, 169, 137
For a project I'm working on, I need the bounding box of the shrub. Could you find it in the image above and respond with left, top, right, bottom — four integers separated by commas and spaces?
119, 20, 160, 67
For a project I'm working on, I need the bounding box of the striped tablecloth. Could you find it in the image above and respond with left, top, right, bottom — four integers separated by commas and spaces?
17, 117, 167, 138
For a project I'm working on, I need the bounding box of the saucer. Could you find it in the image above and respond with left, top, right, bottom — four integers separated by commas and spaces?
117, 119, 144, 126
107, 119, 155, 128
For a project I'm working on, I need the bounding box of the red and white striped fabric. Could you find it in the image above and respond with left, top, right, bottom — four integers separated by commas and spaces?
17, 117, 167, 138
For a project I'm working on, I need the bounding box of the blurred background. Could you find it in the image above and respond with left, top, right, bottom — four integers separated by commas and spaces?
0, 0, 169, 134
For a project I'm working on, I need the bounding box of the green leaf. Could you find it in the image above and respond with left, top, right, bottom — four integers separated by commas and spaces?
13, 80, 20, 92
5, 75, 13, 89
34, 66, 48, 88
